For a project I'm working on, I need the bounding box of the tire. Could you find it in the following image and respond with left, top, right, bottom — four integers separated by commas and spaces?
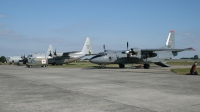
144, 63, 150, 69
119, 64, 125, 68
99, 65, 103, 69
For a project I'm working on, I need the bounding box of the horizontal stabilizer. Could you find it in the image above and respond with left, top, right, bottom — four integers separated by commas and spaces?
141, 47, 195, 52
154, 61, 171, 67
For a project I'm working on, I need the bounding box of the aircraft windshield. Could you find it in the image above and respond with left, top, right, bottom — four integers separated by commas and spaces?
98, 52, 107, 55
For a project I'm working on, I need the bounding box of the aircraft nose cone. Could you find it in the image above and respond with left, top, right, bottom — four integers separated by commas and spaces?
90, 58, 94, 63
90, 58, 97, 63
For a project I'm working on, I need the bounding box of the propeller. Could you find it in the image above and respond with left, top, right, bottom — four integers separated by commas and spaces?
127, 42, 130, 62
21, 54, 26, 59
54, 49, 57, 56
21, 54, 28, 64
127, 42, 128, 50
49, 50, 52, 57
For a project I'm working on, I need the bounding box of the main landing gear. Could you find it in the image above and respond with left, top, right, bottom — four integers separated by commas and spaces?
99, 64, 106, 69
143, 63, 150, 69
119, 64, 125, 68
143, 54, 150, 69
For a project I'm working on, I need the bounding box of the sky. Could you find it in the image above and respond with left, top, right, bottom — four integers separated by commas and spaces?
0, 0, 200, 59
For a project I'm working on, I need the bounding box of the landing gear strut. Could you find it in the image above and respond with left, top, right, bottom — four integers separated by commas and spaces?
143, 53, 150, 69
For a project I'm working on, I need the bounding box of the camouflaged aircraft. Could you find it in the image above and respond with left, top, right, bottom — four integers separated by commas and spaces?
48, 37, 93, 65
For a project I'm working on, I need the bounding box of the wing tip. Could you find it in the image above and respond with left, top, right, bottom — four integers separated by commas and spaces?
190, 47, 196, 51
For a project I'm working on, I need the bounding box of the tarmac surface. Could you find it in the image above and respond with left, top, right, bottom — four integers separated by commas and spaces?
0, 65, 200, 112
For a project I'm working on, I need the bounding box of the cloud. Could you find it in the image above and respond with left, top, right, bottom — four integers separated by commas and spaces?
0, 14, 5, 18
0, 29, 68, 45
0, 29, 23, 40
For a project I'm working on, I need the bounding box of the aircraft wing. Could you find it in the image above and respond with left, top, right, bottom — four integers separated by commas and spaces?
141, 47, 195, 52
62, 51, 80, 56
85, 54, 98, 56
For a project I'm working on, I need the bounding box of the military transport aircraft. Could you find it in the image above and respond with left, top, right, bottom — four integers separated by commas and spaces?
26, 45, 54, 67
6, 56, 22, 65
48, 37, 93, 65
90, 30, 195, 69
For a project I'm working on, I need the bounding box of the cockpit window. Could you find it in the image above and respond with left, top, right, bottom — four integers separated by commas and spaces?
28, 55, 33, 57
98, 52, 107, 55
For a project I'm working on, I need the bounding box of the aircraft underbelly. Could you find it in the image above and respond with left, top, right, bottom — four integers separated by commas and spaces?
114, 57, 144, 64
64, 56, 83, 64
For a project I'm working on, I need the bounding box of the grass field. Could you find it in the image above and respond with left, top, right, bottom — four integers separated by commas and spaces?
166, 62, 196, 66
48, 61, 200, 75
167, 62, 199, 75
171, 68, 200, 75
2, 60, 199, 75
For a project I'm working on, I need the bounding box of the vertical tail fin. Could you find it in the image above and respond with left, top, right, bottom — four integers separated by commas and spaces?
80, 37, 93, 55
157, 30, 176, 59
46, 45, 53, 56
165, 30, 175, 49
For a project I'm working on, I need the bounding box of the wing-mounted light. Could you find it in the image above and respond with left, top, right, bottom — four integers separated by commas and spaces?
189, 47, 196, 51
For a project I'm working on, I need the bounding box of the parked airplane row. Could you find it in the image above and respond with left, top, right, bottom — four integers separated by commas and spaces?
6, 30, 195, 69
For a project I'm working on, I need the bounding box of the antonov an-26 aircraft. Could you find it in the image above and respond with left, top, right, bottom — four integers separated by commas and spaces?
90, 30, 195, 69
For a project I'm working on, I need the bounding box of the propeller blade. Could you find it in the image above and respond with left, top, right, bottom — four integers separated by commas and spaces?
49, 50, 52, 57
103, 44, 105, 51
54, 49, 57, 56
127, 42, 130, 63
127, 42, 128, 50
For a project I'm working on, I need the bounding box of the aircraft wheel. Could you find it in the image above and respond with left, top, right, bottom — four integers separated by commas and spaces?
29, 65, 32, 68
144, 63, 150, 69
43, 65, 46, 67
119, 64, 125, 68
99, 65, 102, 69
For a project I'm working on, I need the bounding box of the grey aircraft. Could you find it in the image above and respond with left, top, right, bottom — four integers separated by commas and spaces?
6, 56, 23, 65
26, 45, 54, 67
90, 30, 195, 69
48, 37, 93, 65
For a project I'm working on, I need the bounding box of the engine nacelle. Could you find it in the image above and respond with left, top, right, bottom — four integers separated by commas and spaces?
129, 48, 141, 58
148, 53, 157, 57
141, 52, 157, 59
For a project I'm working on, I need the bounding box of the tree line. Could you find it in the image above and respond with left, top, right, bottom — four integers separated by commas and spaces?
0, 56, 6, 63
